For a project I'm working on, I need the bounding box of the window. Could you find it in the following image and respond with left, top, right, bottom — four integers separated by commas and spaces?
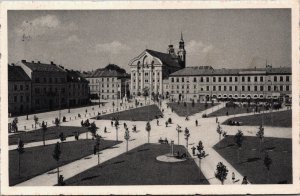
182, 78, 184, 82
286, 76, 290, 82
235, 86, 237, 91
107, 84, 109, 87
280, 76, 283, 82
171, 78, 174, 82
35, 88, 40, 94
280, 86, 283, 91
26, 96, 29, 102
182, 85, 184, 89
107, 90, 109, 93
55, 78, 58, 83
260, 76, 264, 82
14, 85, 17, 91
44, 78, 47, 83
242, 86, 245, 91
274, 76, 277, 82
235, 77, 238, 82
229, 86, 232, 91
20, 96, 23, 102
14, 96, 17, 102
213, 86, 216, 91
26, 85, 29, 90
194, 85, 196, 89
176, 78, 179, 82
200, 77, 203, 82
35, 77, 40, 83
206, 86, 209, 91
286, 85, 290, 91
224, 86, 227, 91
254, 86, 257, 91
242, 77, 245, 82
206, 77, 209, 82
112, 90, 114, 93
218, 86, 221, 91
268, 86, 271, 91
247, 77, 251, 82
194, 77, 197, 82
49, 78, 52, 83
224, 77, 227, 82
247, 86, 250, 91
260, 86, 263, 91
229, 77, 232, 82
213, 77, 216, 82
254, 77, 257, 82
218, 77, 221, 82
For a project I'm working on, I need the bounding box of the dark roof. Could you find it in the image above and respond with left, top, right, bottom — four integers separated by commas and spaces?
8, 65, 31, 81
89, 68, 129, 78
21, 60, 65, 72
66, 70, 89, 83
170, 66, 291, 76
146, 49, 181, 68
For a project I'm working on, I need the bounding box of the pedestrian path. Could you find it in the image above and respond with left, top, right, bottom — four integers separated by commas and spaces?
13, 100, 292, 186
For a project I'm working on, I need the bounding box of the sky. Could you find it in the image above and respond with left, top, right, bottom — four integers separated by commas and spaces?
8, 9, 291, 72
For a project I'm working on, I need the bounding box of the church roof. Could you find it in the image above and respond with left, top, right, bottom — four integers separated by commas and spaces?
8, 65, 31, 81
170, 66, 291, 76
89, 68, 129, 78
145, 49, 182, 68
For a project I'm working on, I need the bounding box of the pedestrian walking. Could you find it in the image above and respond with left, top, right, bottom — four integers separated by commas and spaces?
191, 146, 196, 155
232, 172, 235, 183
195, 120, 198, 127
216, 117, 218, 123
157, 119, 159, 126
111, 121, 113, 127
165, 121, 168, 127
104, 126, 107, 133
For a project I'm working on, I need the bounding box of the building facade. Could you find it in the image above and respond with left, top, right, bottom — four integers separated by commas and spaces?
8, 64, 32, 116
129, 34, 186, 97
85, 66, 130, 101
66, 69, 90, 107
166, 65, 291, 102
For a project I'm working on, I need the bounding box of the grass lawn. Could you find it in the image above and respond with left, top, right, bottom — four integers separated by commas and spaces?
167, 102, 219, 117
64, 143, 209, 185
214, 136, 292, 184
208, 105, 268, 117
222, 110, 292, 127
93, 104, 163, 121
9, 126, 90, 145
9, 139, 121, 186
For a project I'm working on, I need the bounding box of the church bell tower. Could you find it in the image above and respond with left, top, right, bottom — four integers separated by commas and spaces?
177, 32, 186, 68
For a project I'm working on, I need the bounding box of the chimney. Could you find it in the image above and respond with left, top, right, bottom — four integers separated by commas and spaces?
21, 60, 26, 63
38, 61, 41, 64
51, 61, 54, 65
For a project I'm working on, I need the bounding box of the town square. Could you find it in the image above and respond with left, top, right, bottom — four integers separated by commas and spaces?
3, 5, 297, 192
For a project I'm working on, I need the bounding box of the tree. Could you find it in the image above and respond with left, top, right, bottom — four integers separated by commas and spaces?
145, 121, 151, 143
55, 118, 60, 127
197, 141, 206, 171
124, 128, 130, 152
176, 125, 182, 145
42, 121, 47, 146
215, 162, 228, 185
216, 124, 222, 146
89, 122, 98, 139
52, 142, 61, 185
234, 130, 244, 163
184, 128, 190, 150
114, 120, 119, 141
94, 135, 101, 165
17, 139, 25, 176
256, 125, 264, 153
264, 152, 272, 183
34, 115, 39, 130
142, 87, 149, 105
12, 118, 18, 132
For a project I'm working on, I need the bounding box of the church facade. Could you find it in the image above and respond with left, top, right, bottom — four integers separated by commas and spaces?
129, 34, 186, 97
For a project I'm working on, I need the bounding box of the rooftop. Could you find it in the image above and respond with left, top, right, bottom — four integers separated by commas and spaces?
8, 65, 31, 81
66, 69, 89, 83
89, 68, 129, 78
146, 49, 181, 68
21, 60, 66, 72
170, 66, 291, 76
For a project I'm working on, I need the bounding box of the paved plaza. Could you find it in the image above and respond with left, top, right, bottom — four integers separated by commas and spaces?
8, 99, 292, 186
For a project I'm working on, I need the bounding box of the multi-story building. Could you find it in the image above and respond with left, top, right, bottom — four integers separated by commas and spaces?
8, 64, 32, 116
20, 60, 68, 112
85, 65, 130, 101
128, 34, 186, 97
166, 65, 291, 102
66, 69, 90, 107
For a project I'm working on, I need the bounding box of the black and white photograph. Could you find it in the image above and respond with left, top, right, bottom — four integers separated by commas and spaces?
0, 1, 299, 195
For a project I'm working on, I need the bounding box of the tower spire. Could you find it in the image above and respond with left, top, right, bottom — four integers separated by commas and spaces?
180, 31, 184, 41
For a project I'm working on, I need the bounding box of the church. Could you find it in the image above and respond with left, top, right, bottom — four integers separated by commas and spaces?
129, 33, 186, 97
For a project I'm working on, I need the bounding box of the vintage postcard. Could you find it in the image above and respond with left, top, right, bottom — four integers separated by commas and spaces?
0, 0, 299, 195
